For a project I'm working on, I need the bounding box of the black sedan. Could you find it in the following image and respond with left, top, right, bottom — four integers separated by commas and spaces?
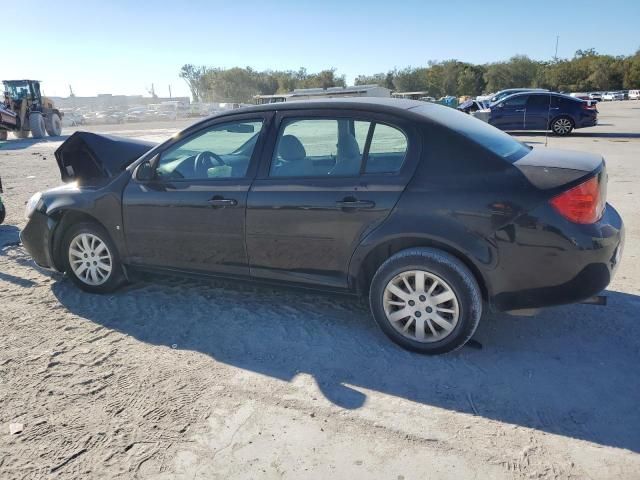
21, 98, 624, 354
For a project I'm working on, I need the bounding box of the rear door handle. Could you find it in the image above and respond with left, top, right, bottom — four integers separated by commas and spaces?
208, 197, 237, 207
336, 199, 376, 209
515, 109, 526, 112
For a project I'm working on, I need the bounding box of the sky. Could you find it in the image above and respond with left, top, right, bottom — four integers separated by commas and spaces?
5, 0, 640, 99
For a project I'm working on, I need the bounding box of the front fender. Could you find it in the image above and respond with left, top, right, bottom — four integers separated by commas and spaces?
41, 174, 130, 267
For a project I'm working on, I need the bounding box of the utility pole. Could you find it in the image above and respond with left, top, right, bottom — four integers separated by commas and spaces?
554, 35, 559, 62
168, 84, 172, 99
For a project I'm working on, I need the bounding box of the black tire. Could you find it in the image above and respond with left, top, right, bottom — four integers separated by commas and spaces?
0, 130, 7, 141
369, 247, 482, 355
29, 112, 46, 139
61, 222, 125, 293
0, 202, 5, 224
46, 113, 62, 136
550, 116, 574, 136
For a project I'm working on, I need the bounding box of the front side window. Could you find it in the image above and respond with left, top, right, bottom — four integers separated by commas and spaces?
504, 95, 528, 107
156, 119, 263, 180
270, 118, 370, 177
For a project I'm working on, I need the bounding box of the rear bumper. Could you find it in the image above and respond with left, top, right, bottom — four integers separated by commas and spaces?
20, 210, 59, 270
576, 113, 598, 128
489, 203, 624, 311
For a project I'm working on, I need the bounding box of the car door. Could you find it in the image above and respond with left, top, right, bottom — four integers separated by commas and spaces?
490, 94, 528, 130
246, 110, 419, 289
122, 113, 271, 275
524, 93, 553, 130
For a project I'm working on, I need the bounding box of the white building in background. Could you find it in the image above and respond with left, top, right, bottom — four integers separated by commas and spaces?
254, 84, 391, 104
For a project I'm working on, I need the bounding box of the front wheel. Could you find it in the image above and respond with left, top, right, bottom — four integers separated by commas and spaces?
551, 117, 574, 136
369, 248, 482, 354
29, 112, 46, 139
62, 222, 125, 293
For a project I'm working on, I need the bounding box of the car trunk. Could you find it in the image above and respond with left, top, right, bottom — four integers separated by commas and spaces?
513, 147, 604, 191
55, 131, 156, 184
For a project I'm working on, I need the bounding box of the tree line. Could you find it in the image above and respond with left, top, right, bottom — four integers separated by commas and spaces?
180, 49, 640, 103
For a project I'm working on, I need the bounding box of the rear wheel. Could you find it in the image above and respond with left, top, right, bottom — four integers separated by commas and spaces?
0, 202, 5, 224
46, 113, 62, 136
62, 222, 125, 293
369, 248, 482, 354
551, 116, 574, 136
0, 130, 7, 141
29, 112, 46, 139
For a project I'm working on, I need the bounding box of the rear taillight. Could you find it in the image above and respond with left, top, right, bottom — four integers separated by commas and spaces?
550, 175, 606, 224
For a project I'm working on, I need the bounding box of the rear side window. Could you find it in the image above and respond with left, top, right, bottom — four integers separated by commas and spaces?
365, 124, 408, 173
269, 117, 409, 177
526, 95, 550, 108
270, 118, 370, 177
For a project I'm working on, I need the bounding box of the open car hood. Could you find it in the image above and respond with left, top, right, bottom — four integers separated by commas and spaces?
55, 131, 157, 183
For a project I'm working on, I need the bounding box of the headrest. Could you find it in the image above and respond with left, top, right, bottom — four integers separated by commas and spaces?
278, 135, 306, 161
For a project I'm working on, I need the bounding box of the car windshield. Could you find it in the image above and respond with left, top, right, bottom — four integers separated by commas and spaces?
416, 104, 531, 162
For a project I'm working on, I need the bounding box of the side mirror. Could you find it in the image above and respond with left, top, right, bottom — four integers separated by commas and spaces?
136, 160, 154, 182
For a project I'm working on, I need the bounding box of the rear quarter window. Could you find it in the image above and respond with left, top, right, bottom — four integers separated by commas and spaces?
365, 123, 408, 174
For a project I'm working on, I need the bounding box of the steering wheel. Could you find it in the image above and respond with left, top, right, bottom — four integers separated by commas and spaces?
194, 151, 225, 177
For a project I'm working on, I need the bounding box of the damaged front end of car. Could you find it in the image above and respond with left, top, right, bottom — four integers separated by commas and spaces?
54, 131, 157, 184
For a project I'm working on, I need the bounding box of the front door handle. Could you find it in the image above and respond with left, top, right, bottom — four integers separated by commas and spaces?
336, 198, 376, 209
515, 109, 526, 112
208, 197, 237, 207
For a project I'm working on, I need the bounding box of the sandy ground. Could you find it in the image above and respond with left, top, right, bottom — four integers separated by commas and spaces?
0, 102, 639, 479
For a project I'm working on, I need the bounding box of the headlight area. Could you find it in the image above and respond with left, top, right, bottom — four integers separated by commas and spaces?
25, 192, 44, 219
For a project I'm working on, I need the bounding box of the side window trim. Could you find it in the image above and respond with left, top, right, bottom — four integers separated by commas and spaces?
360, 122, 376, 174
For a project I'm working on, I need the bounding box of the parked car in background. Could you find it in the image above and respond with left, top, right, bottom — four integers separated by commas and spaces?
489, 92, 597, 135
629, 90, 640, 100
602, 91, 625, 101
569, 93, 598, 107
489, 88, 548, 104
589, 92, 603, 101
20, 99, 623, 354
457, 99, 487, 114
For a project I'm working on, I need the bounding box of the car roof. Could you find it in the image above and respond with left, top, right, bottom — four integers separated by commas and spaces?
224, 97, 426, 114
183, 97, 464, 135
500, 91, 580, 102
208, 97, 458, 122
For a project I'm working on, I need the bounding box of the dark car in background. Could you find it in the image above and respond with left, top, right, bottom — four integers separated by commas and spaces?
489, 92, 597, 135
489, 88, 548, 104
20, 99, 623, 354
